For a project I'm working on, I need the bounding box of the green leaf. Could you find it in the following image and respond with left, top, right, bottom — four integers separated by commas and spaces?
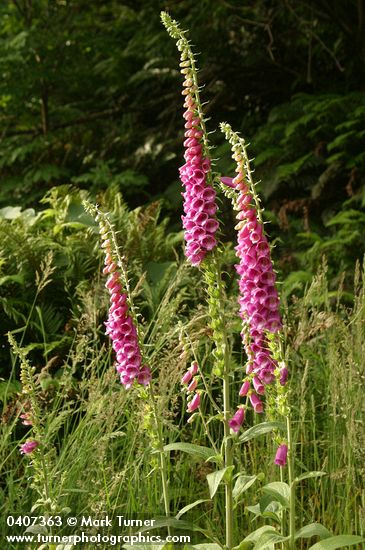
0, 380, 22, 402
24, 524, 49, 535
232, 542, 254, 550
246, 503, 261, 517
233, 475, 258, 501
295, 523, 332, 540
239, 422, 285, 443
261, 510, 281, 524
163, 443, 219, 462
253, 530, 288, 549
259, 494, 284, 515
262, 482, 290, 508
175, 499, 210, 520
326, 209, 365, 227
206, 467, 230, 498
0, 274, 25, 286
294, 471, 327, 483
308, 535, 364, 549
327, 131, 357, 152
243, 526, 277, 543
275, 153, 315, 180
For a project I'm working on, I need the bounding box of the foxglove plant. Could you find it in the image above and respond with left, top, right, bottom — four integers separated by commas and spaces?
220, 123, 288, 462
162, 12, 289, 549
84, 201, 171, 528
162, 12, 235, 549
9, 333, 59, 523
160, 13, 361, 550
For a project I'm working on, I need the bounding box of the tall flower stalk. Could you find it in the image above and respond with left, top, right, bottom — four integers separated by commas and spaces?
220, 123, 293, 546
220, 123, 287, 420
84, 201, 170, 527
161, 13, 234, 548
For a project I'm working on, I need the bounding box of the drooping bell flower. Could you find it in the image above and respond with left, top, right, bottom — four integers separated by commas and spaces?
187, 392, 200, 413
274, 443, 288, 466
20, 440, 39, 455
229, 407, 245, 432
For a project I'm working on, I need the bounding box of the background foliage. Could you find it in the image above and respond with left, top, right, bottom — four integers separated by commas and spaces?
1, 0, 364, 279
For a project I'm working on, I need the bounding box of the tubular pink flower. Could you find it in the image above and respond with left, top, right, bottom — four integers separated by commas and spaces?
20, 440, 39, 455
187, 392, 200, 413
181, 369, 193, 385
274, 444, 288, 466
102, 238, 151, 389
239, 380, 251, 397
252, 376, 265, 395
221, 176, 236, 189
229, 407, 245, 432
187, 378, 198, 393
249, 393, 264, 414
279, 367, 289, 386
190, 361, 199, 375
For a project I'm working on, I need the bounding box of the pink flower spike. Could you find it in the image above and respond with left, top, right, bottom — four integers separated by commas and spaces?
20, 440, 39, 455
229, 407, 245, 432
274, 444, 288, 466
249, 393, 264, 413
220, 176, 236, 188
187, 393, 200, 413
137, 365, 152, 386
178, 74, 218, 265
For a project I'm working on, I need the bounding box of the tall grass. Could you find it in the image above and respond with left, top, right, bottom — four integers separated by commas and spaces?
288, 260, 365, 539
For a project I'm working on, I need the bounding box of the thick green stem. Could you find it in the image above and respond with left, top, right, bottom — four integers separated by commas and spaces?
286, 414, 296, 550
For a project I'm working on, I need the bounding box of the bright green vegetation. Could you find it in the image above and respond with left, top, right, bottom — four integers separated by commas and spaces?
1, 189, 364, 548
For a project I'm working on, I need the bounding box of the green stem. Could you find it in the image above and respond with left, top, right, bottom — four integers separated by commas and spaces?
223, 375, 233, 550
148, 385, 171, 536
279, 466, 286, 550
216, 259, 234, 550
286, 414, 296, 550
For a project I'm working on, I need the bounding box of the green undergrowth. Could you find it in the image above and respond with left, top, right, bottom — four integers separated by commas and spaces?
1, 188, 364, 547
